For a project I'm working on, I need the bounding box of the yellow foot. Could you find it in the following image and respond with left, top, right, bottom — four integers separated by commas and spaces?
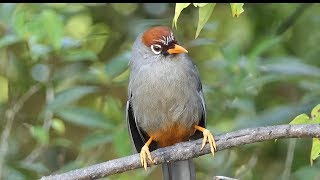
195, 125, 217, 157
140, 137, 154, 170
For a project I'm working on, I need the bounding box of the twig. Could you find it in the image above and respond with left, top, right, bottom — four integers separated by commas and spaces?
276, 3, 312, 36
281, 139, 296, 180
23, 83, 54, 163
0, 84, 41, 179
41, 124, 320, 180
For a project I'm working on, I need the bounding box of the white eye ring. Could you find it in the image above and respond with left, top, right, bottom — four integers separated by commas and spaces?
151, 44, 162, 54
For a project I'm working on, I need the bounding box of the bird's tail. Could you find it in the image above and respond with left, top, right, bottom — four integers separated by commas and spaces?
162, 159, 195, 180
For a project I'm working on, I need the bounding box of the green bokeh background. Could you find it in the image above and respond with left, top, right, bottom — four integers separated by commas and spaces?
0, 3, 319, 180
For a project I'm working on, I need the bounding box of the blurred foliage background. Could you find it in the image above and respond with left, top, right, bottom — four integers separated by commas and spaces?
0, 3, 319, 180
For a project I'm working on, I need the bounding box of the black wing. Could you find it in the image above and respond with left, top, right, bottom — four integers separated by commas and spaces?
190, 64, 206, 140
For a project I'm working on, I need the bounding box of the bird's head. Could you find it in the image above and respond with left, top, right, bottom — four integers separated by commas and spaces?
141, 26, 188, 56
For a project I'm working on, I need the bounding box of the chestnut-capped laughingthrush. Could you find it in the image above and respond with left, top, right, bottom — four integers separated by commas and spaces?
126, 26, 216, 180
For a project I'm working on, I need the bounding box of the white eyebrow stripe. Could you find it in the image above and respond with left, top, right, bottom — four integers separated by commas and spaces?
154, 39, 166, 44
153, 33, 175, 45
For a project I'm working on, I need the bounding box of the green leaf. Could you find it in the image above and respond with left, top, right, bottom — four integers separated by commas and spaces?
112, 68, 130, 84
260, 58, 320, 78
172, 3, 190, 29
51, 118, 65, 135
193, 3, 207, 7
289, 114, 310, 125
289, 104, 320, 165
13, 5, 31, 38
84, 23, 110, 53
311, 104, 320, 121
13, 8, 63, 50
103, 96, 124, 124
39, 9, 63, 50
56, 106, 111, 129
47, 86, 97, 111
310, 138, 320, 164
113, 126, 131, 157
80, 132, 113, 151
195, 3, 215, 39
230, 3, 244, 17
65, 14, 92, 39
248, 37, 281, 60
30, 126, 49, 145
105, 52, 130, 80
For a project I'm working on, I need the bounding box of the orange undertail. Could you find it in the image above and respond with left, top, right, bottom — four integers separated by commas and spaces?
150, 122, 196, 147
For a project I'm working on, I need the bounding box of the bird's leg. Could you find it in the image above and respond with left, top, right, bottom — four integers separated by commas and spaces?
140, 137, 154, 170
194, 125, 217, 157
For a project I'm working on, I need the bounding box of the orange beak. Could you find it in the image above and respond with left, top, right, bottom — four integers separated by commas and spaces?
167, 44, 188, 54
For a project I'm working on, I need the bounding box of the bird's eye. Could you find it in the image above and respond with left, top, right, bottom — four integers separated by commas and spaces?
151, 44, 162, 54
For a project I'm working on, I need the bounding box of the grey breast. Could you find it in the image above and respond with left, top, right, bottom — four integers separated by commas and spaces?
129, 54, 203, 134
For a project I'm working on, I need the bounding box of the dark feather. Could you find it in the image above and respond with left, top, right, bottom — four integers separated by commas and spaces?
190, 64, 206, 140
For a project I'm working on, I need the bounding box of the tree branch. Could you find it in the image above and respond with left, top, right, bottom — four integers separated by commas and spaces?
41, 124, 320, 180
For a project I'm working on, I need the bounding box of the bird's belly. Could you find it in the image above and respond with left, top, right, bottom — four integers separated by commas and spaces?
131, 63, 202, 146
133, 87, 201, 143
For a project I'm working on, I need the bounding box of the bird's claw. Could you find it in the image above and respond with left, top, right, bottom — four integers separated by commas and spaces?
200, 129, 217, 157
140, 145, 153, 170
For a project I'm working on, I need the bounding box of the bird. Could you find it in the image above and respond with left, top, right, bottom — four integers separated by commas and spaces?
126, 26, 216, 180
